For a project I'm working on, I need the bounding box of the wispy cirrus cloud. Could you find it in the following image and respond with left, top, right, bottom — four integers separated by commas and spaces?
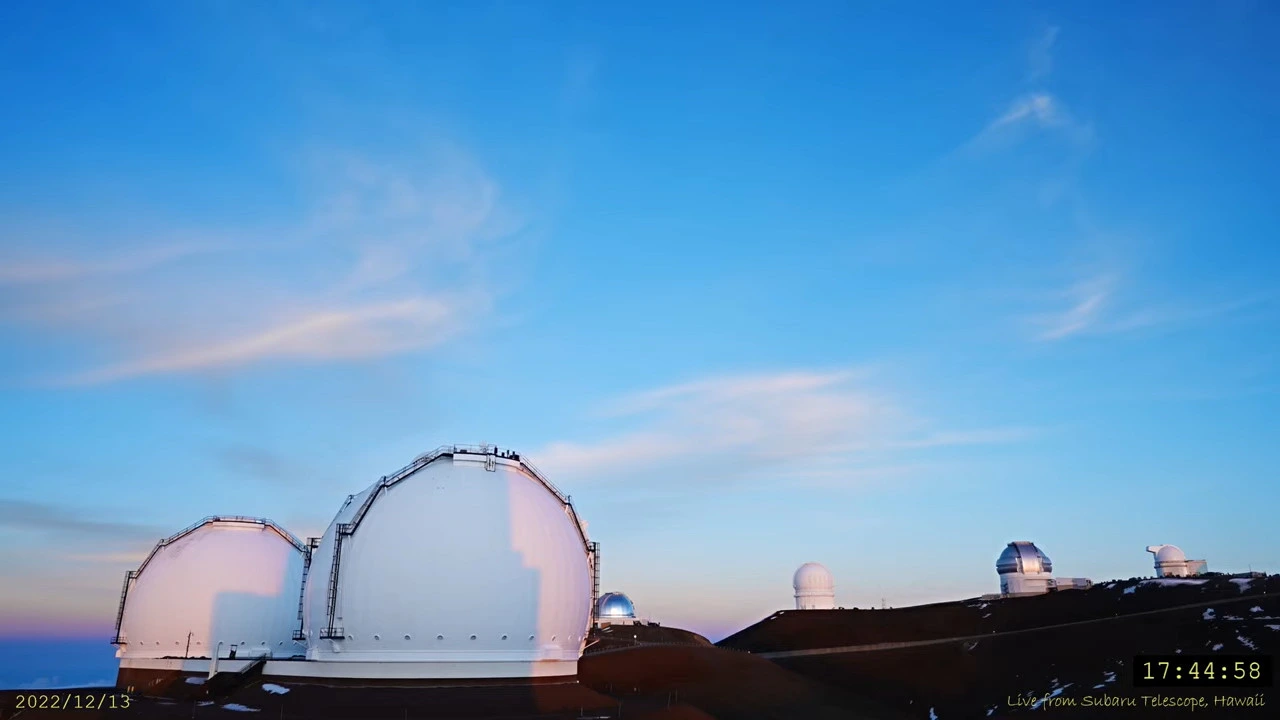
0, 243, 217, 285
536, 370, 1030, 490
0, 499, 166, 542
0, 141, 520, 386
1032, 273, 1117, 341
968, 92, 1094, 151
1027, 25, 1060, 82
1029, 272, 1271, 342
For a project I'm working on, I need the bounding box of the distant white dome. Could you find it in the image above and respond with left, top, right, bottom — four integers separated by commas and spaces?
1148, 544, 1186, 563
597, 592, 636, 619
114, 517, 306, 660
794, 562, 834, 590
302, 446, 593, 678
1146, 544, 1191, 577
793, 562, 836, 610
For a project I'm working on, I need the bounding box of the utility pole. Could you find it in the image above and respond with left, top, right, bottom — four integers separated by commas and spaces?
185, 631, 193, 658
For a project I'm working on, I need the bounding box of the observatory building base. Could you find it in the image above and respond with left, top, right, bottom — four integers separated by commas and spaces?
264, 659, 578, 680
115, 656, 579, 689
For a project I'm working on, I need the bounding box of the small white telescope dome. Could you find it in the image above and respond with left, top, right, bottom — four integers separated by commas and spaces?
793, 562, 835, 610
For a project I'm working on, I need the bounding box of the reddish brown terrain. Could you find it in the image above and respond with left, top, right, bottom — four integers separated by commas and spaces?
720, 573, 1279, 718
3, 576, 1274, 719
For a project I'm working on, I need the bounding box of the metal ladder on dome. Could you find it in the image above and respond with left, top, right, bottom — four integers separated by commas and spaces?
320, 524, 351, 639
110, 570, 136, 645
293, 537, 321, 641
589, 541, 601, 627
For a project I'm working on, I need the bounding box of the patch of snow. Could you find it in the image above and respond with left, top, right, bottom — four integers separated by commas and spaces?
261, 684, 289, 695
1231, 579, 1254, 588
1142, 578, 1208, 587
223, 704, 260, 713
1224, 615, 1243, 621
1265, 625, 1280, 631
197, 701, 214, 706
982, 612, 992, 618
1204, 608, 1216, 620
1176, 649, 1182, 654
1103, 671, 1117, 684
185, 677, 205, 685
1238, 635, 1258, 651
1030, 685, 1070, 710
1212, 643, 1224, 651
987, 707, 997, 717
929, 708, 939, 720
1251, 606, 1264, 613
1123, 586, 1137, 595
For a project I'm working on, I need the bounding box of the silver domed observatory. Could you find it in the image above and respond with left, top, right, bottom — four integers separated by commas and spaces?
996, 541, 1092, 597
596, 592, 638, 627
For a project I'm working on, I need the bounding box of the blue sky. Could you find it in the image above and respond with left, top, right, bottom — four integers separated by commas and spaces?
1, 0, 1278, 681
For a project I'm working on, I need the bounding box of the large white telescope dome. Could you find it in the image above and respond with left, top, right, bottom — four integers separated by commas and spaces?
301, 445, 594, 679
113, 517, 306, 661
793, 562, 836, 610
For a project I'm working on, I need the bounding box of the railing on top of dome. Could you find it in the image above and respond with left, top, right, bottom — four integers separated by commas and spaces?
338, 444, 589, 549
132, 516, 307, 579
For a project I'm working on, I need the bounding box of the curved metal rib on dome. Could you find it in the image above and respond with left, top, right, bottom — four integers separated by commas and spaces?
341, 444, 591, 552
111, 515, 305, 646
320, 444, 595, 641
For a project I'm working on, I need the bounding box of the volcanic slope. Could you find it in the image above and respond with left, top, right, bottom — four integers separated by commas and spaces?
718, 574, 1279, 719
2, 631, 905, 719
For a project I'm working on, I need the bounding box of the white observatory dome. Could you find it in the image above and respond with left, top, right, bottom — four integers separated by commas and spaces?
1147, 544, 1190, 577
114, 517, 306, 661
793, 562, 836, 610
597, 592, 637, 621
302, 445, 594, 679
996, 541, 1053, 575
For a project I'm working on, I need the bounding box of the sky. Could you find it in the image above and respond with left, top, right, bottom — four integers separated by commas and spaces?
2, 0, 1279, 685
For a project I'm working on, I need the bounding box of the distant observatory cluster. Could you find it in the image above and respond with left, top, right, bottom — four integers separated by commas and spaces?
113, 445, 601, 683
109, 442, 1232, 690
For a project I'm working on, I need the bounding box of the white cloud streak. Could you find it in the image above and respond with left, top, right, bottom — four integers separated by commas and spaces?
970, 92, 1094, 151
1, 143, 517, 385
536, 370, 1029, 489
1029, 273, 1269, 342
1034, 274, 1116, 341
1027, 26, 1060, 81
